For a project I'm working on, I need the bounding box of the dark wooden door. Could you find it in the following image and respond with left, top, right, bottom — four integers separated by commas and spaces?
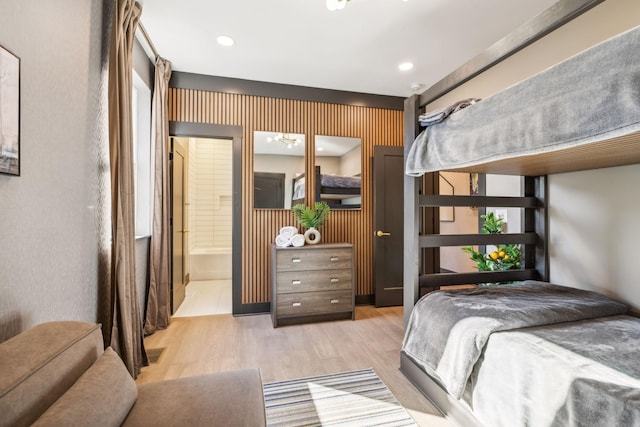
373, 146, 404, 307
254, 172, 285, 208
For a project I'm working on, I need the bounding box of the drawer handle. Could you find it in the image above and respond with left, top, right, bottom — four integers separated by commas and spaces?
292, 302, 302, 307
292, 258, 301, 263
292, 280, 301, 285
330, 278, 339, 283
330, 257, 339, 262
330, 299, 340, 304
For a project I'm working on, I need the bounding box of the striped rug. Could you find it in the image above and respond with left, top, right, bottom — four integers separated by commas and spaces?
263, 368, 417, 426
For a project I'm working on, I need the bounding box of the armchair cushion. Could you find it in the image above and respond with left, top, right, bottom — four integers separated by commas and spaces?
33, 347, 137, 427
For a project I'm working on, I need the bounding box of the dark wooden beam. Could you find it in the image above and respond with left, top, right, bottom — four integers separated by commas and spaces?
420, 195, 539, 208
419, 269, 539, 287
403, 94, 421, 327
420, 233, 537, 248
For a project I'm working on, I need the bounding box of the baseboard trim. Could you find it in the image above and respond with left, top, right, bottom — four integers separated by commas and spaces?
355, 294, 374, 306
234, 302, 270, 316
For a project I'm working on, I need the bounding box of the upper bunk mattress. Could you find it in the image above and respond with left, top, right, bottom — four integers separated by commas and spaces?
406, 24, 640, 176
321, 174, 361, 189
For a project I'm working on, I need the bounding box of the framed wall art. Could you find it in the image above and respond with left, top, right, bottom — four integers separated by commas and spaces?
0, 44, 20, 176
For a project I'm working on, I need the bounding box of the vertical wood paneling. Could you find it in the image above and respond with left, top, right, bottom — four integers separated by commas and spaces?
168, 88, 403, 304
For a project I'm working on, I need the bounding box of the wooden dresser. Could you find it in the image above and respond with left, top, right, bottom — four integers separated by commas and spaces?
271, 243, 354, 327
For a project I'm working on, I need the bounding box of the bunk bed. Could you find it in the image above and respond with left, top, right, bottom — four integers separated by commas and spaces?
292, 165, 361, 208
401, 23, 640, 427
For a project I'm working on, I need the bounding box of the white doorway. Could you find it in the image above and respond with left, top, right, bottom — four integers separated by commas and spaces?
171, 136, 233, 317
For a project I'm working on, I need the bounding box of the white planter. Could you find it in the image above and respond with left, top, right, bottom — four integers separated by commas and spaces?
304, 227, 321, 245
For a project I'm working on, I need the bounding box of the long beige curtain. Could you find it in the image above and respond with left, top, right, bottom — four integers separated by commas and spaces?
145, 56, 172, 335
108, 0, 147, 377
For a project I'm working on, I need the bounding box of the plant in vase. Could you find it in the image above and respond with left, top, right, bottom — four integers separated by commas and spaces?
462, 212, 521, 285
292, 201, 330, 245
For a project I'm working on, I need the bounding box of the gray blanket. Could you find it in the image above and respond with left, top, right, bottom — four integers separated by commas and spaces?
537, 316, 640, 427
466, 315, 640, 427
401, 281, 628, 399
321, 174, 361, 189
418, 98, 480, 127
406, 24, 640, 176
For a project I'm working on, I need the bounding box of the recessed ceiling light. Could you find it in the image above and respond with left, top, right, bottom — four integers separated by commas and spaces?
326, 0, 349, 11
217, 35, 234, 47
398, 62, 414, 71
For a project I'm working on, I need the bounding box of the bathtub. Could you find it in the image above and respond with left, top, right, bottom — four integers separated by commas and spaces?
190, 247, 232, 281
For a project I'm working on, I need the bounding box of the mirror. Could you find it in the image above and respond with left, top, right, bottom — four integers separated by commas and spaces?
253, 131, 305, 209
314, 135, 362, 209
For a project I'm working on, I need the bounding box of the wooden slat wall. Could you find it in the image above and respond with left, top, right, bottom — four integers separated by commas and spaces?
169, 88, 404, 304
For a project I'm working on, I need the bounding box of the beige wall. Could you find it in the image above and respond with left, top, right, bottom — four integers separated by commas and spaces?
439, 172, 477, 273
340, 145, 362, 177
426, 0, 640, 311
0, 0, 108, 341
428, 0, 640, 110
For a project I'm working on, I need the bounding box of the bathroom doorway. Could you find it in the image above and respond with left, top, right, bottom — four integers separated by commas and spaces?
168, 122, 242, 317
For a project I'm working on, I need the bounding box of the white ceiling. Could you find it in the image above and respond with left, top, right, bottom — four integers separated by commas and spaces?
137, 0, 558, 97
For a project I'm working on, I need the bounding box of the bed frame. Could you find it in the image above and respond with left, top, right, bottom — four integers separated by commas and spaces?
402, 94, 548, 425
314, 166, 361, 209
402, 91, 550, 322
400, 352, 483, 427
400, 3, 640, 426
292, 165, 361, 208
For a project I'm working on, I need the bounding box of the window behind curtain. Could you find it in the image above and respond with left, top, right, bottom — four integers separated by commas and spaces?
132, 70, 152, 237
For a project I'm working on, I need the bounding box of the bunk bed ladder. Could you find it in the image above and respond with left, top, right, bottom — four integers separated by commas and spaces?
403, 95, 549, 327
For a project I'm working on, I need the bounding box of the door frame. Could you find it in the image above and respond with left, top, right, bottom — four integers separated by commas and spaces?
373, 145, 405, 307
170, 138, 187, 313
169, 121, 243, 315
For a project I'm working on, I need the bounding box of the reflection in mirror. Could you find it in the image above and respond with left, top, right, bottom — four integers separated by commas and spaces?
253, 131, 305, 209
313, 135, 361, 209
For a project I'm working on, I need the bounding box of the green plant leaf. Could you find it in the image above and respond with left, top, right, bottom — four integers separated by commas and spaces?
292, 202, 331, 228
461, 212, 520, 275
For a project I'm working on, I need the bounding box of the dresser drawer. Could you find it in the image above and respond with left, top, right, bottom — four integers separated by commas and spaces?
276, 269, 352, 294
276, 290, 353, 317
276, 248, 352, 272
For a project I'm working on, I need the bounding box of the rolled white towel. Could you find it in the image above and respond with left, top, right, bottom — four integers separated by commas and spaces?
290, 234, 305, 247
275, 234, 291, 248
279, 226, 298, 239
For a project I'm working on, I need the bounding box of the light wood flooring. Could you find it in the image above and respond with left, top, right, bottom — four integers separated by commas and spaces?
139, 306, 451, 426
172, 280, 232, 317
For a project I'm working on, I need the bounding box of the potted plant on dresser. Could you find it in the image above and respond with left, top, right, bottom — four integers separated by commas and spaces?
292, 201, 330, 245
